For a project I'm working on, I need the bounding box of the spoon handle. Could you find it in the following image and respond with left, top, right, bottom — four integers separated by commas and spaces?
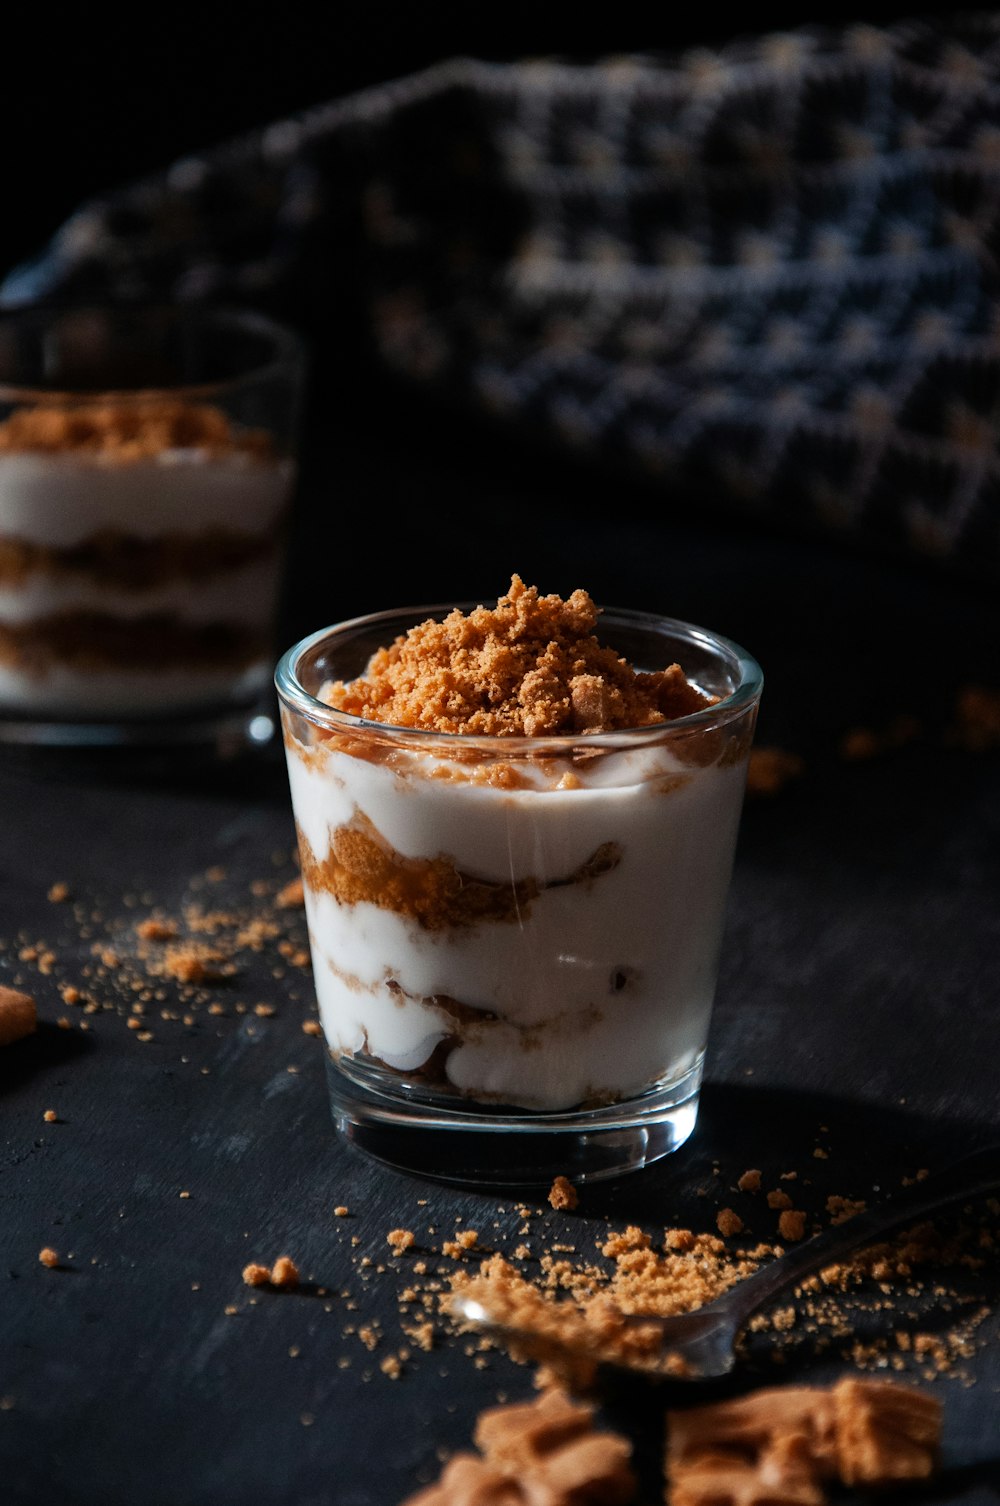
716, 1142, 1000, 1328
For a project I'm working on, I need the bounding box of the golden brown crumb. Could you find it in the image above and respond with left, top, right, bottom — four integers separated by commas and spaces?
158, 944, 234, 984
59, 985, 81, 1005
0, 986, 37, 1048
601, 1226, 651, 1259
47, 882, 70, 903
253, 1003, 276, 1018
334, 1206, 350, 1218
767, 1189, 793, 1211
442, 1232, 479, 1259
277, 877, 305, 909
388, 1229, 416, 1255
778, 1209, 807, 1243
38, 1248, 59, 1269
665, 1228, 696, 1252
270, 1255, 300, 1289
407, 1320, 435, 1352
716, 1208, 744, 1237
737, 1169, 762, 1194
136, 918, 179, 942
42, 1110, 57, 1124
242, 1263, 272, 1287
325, 576, 712, 737
548, 1175, 579, 1211
826, 1195, 866, 1225
301, 1019, 322, 1037
745, 746, 804, 796
178, 1190, 191, 1200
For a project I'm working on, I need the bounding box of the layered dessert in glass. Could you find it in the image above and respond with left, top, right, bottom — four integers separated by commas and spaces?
0, 306, 302, 746
277, 578, 762, 1182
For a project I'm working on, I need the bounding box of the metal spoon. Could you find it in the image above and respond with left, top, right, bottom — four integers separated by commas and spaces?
452, 1144, 1000, 1380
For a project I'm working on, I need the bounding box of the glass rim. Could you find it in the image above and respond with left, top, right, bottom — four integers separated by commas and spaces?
275, 602, 764, 751
0, 303, 305, 405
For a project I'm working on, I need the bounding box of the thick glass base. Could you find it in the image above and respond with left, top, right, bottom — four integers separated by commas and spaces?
326, 1054, 703, 1187
0, 702, 276, 759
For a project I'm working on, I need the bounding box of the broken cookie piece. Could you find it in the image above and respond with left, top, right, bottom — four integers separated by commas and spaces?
0, 985, 37, 1047
401, 1388, 635, 1505
666, 1378, 942, 1504
833, 1378, 941, 1486
403, 1453, 523, 1506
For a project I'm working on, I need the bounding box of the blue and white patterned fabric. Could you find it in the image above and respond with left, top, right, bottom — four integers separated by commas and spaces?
6, 15, 1000, 576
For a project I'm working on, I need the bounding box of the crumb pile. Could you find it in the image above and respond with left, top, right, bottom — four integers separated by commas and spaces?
324, 576, 713, 736
446, 1172, 998, 1389
451, 1226, 767, 1384
0, 399, 273, 461
400, 1387, 635, 1506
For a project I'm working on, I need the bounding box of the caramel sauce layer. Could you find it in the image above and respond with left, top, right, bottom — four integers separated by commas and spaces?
0, 614, 266, 674
297, 813, 621, 931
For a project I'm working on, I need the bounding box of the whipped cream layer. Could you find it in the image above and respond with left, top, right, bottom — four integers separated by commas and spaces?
0, 556, 282, 627
286, 732, 748, 1113
0, 450, 293, 545
0, 448, 293, 718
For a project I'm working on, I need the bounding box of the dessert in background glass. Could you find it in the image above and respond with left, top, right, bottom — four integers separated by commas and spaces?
0, 305, 303, 751
276, 582, 762, 1184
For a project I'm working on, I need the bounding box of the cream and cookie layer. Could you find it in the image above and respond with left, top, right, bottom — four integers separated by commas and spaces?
0, 402, 294, 716
284, 729, 749, 1113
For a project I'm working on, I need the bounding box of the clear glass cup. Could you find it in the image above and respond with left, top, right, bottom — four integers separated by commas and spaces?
276, 606, 763, 1185
0, 305, 304, 752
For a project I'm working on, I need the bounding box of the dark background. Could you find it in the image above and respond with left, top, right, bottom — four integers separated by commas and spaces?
2, 9, 999, 1504
2, 1, 915, 279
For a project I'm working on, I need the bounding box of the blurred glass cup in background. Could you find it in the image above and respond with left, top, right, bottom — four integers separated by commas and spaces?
0, 305, 304, 753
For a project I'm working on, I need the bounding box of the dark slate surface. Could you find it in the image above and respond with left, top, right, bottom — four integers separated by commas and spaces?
1, 370, 999, 1505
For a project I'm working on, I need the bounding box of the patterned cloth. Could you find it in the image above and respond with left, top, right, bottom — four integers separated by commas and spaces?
6, 15, 1000, 576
